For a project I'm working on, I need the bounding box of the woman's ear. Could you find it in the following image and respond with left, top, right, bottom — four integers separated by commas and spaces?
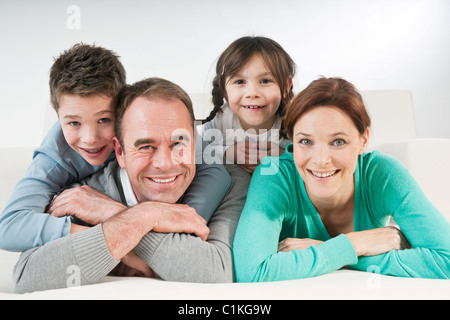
359, 127, 370, 154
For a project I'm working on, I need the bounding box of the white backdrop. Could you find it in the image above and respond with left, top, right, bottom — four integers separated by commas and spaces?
1, 0, 449, 148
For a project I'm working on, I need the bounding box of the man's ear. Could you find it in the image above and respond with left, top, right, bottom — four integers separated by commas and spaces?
112, 137, 126, 169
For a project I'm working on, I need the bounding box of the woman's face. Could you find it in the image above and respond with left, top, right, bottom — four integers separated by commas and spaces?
292, 106, 369, 203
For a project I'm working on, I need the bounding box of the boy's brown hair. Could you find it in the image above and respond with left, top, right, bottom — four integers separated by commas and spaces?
49, 43, 126, 111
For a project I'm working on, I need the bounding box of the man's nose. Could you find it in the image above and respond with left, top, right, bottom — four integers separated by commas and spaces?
152, 147, 175, 171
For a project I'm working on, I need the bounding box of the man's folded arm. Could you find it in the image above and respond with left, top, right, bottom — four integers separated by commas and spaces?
134, 165, 251, 283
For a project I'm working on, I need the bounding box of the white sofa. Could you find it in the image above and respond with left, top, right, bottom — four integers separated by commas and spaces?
0, 91, 449, 300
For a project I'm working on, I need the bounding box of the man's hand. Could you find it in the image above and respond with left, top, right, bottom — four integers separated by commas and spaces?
110, 251, 155, 278
48, 185, 127, 225
148, 202, 210, 241
102, 201, 210, 261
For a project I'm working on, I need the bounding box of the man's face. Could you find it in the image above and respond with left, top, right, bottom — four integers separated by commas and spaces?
114, 96, 196, 204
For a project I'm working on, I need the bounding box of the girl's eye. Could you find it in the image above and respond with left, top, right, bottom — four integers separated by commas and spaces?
234, 79, 245, 85
332, 139, 346, 146
261, 78, 273, 84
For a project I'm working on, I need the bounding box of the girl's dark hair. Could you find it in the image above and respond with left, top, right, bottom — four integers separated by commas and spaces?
206, 36, 296, 137
285, 77, 371, 139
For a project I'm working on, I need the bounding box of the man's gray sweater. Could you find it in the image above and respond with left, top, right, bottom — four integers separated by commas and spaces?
12, 161, 250, 293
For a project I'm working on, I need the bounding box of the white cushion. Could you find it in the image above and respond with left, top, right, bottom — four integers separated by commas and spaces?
376, 139, 450, 221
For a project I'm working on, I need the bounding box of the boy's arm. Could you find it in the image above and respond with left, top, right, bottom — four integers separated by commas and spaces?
181, 163, 231, 222
0, 122, 111, 252
0, 153, 73, 251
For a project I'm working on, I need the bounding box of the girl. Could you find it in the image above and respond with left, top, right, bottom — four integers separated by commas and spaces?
233, 77, 450, 281
197, 36, 296, 174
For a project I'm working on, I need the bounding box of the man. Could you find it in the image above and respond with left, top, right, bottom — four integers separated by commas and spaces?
13, 78, 251, 293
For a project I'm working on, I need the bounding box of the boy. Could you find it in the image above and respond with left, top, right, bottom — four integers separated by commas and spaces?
0, 43, 230, 252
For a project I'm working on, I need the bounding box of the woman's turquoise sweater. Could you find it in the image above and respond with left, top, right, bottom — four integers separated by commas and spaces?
233, 145, 450, 281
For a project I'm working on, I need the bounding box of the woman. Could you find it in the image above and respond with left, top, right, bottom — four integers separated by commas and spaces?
233, 77, 450, 281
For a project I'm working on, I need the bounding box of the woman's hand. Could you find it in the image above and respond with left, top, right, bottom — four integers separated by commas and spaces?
346, 226, 411, 256
278, 238, 323, 252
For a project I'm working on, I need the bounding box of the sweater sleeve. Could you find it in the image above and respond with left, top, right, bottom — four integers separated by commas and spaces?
0, 152, 72, 251
0, 122, 114, 252
181, 163, 231, 222
233, 156, 358, 282
13, 225, 118, 294
350, 152, 450, 279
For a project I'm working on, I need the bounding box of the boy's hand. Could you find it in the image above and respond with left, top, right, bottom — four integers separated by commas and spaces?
48, 185, 126, 225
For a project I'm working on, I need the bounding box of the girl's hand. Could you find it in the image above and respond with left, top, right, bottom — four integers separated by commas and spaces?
225, 141, 285, 174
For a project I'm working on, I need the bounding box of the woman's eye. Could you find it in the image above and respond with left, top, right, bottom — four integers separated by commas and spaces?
332, 139, 346, 146
299, 139, 312, 145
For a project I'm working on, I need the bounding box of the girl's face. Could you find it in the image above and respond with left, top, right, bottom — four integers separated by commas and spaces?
292, 106, 369, 203
225, 54, 290, 132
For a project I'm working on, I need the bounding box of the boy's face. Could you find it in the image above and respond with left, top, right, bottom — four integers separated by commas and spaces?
56, 94, 115, 166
